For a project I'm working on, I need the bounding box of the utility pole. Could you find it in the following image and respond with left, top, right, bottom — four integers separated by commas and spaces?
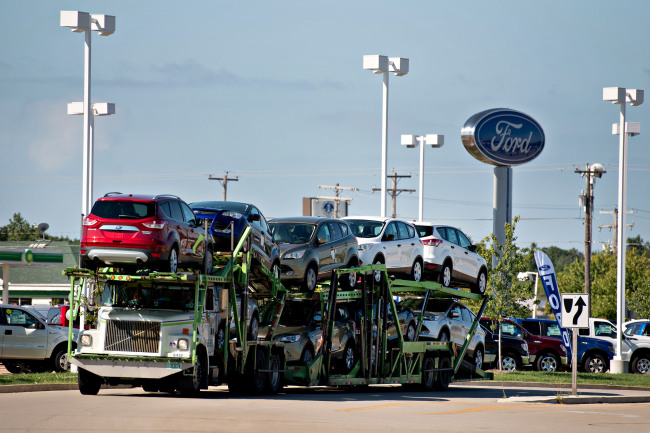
372, 171, 414, 218
209, 171, 238, 201
317, 184, 358, 218
575, 163, 605, 296
599, 208, 634, 252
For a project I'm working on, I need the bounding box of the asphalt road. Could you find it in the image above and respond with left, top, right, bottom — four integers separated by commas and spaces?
1, 383, 649, 433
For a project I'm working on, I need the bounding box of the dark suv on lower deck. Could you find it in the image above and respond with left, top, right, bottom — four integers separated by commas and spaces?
81, 193, 213, 273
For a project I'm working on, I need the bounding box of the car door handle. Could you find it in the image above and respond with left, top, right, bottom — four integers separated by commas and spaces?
397, 244, 402, 247
4, 330, 12, 335
450, 246, 455, 249
464, 251, 469, 255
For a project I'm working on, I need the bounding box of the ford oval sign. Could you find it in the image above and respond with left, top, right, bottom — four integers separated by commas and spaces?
461, 108, 545, 166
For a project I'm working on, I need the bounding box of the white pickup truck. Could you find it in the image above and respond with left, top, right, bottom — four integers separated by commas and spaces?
578, 318, 650, 374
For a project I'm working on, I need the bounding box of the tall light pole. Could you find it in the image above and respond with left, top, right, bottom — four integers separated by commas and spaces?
363, 55, 409, 217
401, 134, 444, 221
603, 86, 643, 374
575, 163, 606, 296
60, 11, 115, 219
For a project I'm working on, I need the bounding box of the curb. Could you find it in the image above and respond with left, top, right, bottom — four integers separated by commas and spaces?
0, 383, 78, 393
499, 395, 650, 404
467, 380, 650, 392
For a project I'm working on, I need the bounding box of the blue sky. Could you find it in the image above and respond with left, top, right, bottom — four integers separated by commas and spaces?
1, 1, 649, 252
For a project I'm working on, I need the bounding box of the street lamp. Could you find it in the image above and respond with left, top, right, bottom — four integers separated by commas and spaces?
363, 55, 409, 217
518, 271, 541, 318
401, 134, 444, 221
603, 86, 643, 374
60, 11, 116, 220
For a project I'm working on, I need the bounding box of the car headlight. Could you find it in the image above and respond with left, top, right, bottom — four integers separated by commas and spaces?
178, 338, 189, 351
284, 250, 305, 259
80, 334, 92, 346
279, 334, 301, 343
222, 211, 243, 219
358, 244, 373, 251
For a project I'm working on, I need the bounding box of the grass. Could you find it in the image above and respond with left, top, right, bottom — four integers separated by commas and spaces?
492, 370, 650, 388
0, 372, 77, 386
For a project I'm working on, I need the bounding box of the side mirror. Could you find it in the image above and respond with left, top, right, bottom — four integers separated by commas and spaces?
317, 237, 328, 245
468, 245, 477, 253
450, 311, 460, 319
248, 214, 261, 222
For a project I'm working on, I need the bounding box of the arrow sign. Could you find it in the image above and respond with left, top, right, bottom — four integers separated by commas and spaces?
560, 294, 590, 329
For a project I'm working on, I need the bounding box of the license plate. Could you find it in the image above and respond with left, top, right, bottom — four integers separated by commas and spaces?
167, 361, 182, 370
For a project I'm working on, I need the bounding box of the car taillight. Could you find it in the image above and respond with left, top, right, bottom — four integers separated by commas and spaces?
422, 238, 442, 247
142, 220, 168, 229
82, 217, 98, 226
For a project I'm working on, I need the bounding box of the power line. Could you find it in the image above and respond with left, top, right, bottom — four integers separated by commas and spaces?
208, 171, 239, 201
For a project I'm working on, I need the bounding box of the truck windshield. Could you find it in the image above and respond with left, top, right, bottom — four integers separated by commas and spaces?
102, 282, 198, 310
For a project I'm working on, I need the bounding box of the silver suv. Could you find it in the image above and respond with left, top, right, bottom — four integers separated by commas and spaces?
0, 304, 79, 373
414, 223, 488, 294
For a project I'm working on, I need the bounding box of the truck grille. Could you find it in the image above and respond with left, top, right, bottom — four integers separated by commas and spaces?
105, 320, 161, 353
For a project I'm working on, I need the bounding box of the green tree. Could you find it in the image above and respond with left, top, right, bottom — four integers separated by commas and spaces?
525, 243, 583, 274
479, 216, 531, 369
4, 213, 40, 241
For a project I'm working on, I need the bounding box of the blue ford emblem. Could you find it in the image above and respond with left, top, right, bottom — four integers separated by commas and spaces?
461, 108, 545, 166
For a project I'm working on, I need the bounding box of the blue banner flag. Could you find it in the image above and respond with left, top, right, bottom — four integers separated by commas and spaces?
534, 250, 572, 359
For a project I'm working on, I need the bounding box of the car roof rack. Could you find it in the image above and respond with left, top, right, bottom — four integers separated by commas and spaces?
103, 192, 123, 197
153, 194, 181, 200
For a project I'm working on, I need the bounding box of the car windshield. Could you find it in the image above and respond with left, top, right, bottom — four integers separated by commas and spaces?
101, 282, 198, 310
270, 223, 316, 244
190, 201, 250, 213
346, 220, 385, 238
277, 302, 319, 327
91, 200, 156, 219
400, 297, 452, 315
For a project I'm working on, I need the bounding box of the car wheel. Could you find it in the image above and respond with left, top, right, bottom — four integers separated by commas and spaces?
583, 353, 607, 374
536, 352, 560, 372
341, 259, 358, 290
472, 269, 487, 295
341, 341, 356, 373
437, 330, 449, 343
439, 261, 452, 288
267, 353, 283, 394
3, 362, 23, 374
216, 325, 226, 351
631, 354, 650, 374
411, 259, 423, 282
178, 352, 204, 395
202, 248, 214, 275
406, 322, 417, 342
51, 346, 69, 373
167, 246, 179, 274
421, 355, 436, 391
248, 313, 259, 342
500, 353, 520, 371
301, 345, 315, 366
78, 368, 102, 395
373, 257, 384, 283
473, 346, 484, 371
434, 356, 452, 391
303, 265, 318, 293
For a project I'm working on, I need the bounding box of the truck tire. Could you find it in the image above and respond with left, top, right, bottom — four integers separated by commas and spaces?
245, 348, 267, 395
178, 354, 204, 395
266, 353, 283, 395
420, 354, 436, 391
582, 352, 607, 374
536, 352, 560, 372
630, 353, 650, 374
434, 355, 451, 391
78, 368, 102, 395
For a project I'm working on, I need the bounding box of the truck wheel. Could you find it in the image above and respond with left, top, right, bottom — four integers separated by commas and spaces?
500, 353, 520, 371
267, 353, 283, 394
51, 346, 69, 373
341, 341, 356, 373
583, 353, 607, 374
78, 368, 102, 395
536, 352, 559, 372
630, 353, 650, 374
178, 354, 204, 395
245, 348, 267, 395
434, 356, 451, 391
420, 355, 436, 391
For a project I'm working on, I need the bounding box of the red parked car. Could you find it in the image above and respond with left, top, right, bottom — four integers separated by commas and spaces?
81, 193, 214, 273
480, 317, 568, 372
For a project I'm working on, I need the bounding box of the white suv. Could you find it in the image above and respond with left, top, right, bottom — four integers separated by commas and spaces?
343, 216, 424, 282
414, 222, 487, 294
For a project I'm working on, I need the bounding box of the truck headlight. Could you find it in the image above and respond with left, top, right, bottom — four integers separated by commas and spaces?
178, 338, 189, 351
80, 334, 92, 346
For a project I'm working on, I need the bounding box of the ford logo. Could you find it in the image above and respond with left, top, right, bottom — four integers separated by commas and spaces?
539, 264, 551, 271
461, 108, 545, 166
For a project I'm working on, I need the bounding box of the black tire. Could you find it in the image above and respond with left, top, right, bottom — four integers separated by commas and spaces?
583, 352, 608, 374
500, 353, 521, 371
51, 346, 69, 373
536, 352, 560, 372
167, 246, 179, 273
341, 259, 358, 290
178, 353, 204, 395
405, 322, 417, 342
411, 259, 423, 282
434, 356, 451, 391
3, 363, 23, 374
245, 348, 267, 395
248, 313, 259, 342
473, 346, 484, 371
303, 265, 318, 293
341, 341, 356, 373
631, 353, 650, 374
202, 247, 214, 275
227, 374, 246, 394
437, 330, 450, 343
472, 269, 487, 295
142, 380, 159, 392
373, 257, 384, 283
301, 345, 315, 366
267, 353, 283, 394
78, 368, 102, 395
420, 355, 436, 391
438, 261, 452, 288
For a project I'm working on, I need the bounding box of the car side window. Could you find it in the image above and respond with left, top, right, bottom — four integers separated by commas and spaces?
545, 323, 561, 337
4, 308, 38, 329
328, 223, 342, 241
338, 223, 349, 237
257, 210, 270, 233
437, 227, 448, 240
446, 228, 459, 245
397, 222, 410, 240
384, 222, 398, 240
456, 229, 472, 249
406, 224, 416, 239
168, 200, 184, 222
461, 307, 473, 323
521, 321, 539, 335
180, 202, 196, 224
160, 202, 172, 218
317, 224, 331, 244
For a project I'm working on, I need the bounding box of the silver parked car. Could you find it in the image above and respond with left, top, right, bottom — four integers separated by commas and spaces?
414, 222, 488, 294
398, 297, 485, 369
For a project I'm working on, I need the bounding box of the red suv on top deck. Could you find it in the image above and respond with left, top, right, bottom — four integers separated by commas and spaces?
81, 193, 213, 274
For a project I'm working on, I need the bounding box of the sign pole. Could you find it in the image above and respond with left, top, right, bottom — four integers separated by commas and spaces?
572, 329, 578, 395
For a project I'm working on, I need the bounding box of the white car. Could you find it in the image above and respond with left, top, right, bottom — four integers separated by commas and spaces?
414, 222, 488, 294
343, 216, 424, 282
